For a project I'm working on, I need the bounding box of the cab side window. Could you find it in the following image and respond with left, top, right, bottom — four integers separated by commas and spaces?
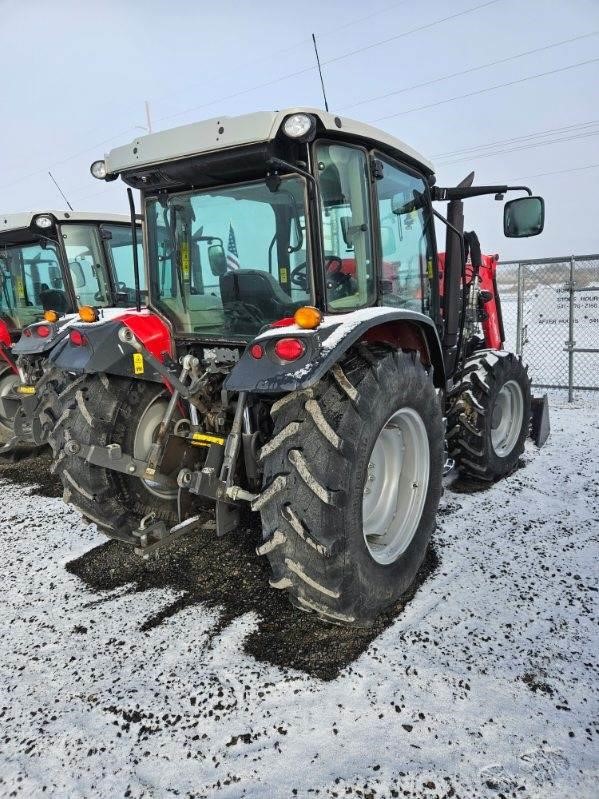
375, 157, 434, 314
315, 142, 375, 310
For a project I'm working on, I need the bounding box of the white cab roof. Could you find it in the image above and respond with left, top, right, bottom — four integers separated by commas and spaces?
104, 107, 434, 176
0, 211, 131, 235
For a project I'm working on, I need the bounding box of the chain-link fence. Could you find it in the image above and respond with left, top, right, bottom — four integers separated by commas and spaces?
496, 254, 599, 401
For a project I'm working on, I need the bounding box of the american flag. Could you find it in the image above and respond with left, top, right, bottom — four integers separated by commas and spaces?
226, 223, 240, 271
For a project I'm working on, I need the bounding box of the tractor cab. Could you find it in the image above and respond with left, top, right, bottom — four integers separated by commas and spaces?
0, 211, 144, 444
86, 109, 444, 352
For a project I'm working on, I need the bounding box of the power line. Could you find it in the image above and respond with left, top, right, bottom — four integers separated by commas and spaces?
372, 57, 599, 121
156, 0, 504, 124
437, 129, 599, 165
508, 163, 599, 181
433, 119, 599, 158
322, 0, 503, 68
341, 31, 597, 111
0, 126, 138, 193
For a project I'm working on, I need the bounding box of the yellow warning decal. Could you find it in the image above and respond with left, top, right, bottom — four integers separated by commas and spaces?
279, 266, 289, 284
16, 385, 36, 395
180, 241, 191, 279
427, 257, 434, 279
15, 277, 25, 300
133, 353, 144, 374
191, 432, 226, 447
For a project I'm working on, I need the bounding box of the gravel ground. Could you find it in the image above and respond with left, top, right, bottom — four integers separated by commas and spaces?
0, 402, 597, 798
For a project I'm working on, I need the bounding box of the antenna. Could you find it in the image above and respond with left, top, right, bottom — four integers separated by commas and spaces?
48, 171, 73, 211
311, 33, 329, 112
145, 100, 153, 133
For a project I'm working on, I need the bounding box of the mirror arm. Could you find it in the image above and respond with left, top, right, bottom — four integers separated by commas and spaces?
432, 184, 532, 201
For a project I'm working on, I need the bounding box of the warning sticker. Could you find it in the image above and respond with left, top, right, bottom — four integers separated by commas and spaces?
180, 242, 190, 280
133, 353, 144, 375
279, 266, 288, 284
15, 277, 25, 299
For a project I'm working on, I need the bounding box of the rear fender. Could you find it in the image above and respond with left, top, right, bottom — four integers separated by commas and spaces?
225, 308, 445, 393
49, 314, 172, 383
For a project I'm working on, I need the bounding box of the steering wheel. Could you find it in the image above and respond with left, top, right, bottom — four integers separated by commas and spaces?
290, 262, 308, 290
291, 255, 355, 299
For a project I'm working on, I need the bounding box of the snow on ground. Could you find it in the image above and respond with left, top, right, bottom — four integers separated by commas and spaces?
0, 402, 598, 798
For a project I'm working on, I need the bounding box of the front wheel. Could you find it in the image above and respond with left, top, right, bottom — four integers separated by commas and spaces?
447, 350, 531, 481
257, 348, 444, 626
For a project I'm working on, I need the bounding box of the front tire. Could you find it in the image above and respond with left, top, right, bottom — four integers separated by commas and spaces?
50, 375, 181, 533
447, 350, 531, 481
257, 348, 444, 626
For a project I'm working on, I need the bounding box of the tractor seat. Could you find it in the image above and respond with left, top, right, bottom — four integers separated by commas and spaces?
219, 270, 297, 320
39, 288, 69, 313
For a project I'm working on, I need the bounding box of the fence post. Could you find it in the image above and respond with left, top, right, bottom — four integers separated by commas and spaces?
516, 262, 523, 355
567, 256, 575, 402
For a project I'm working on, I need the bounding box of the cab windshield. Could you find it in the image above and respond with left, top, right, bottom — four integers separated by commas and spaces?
146, 176, 311, 340
102, 223, 146, 306
61, 224, 112, 307
0, 238, 71, 329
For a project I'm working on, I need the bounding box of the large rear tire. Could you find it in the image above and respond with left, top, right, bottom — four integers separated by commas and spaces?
50, 375, 180, 533
257, 348, 444, 626
447, 350, 531, 481
0, 365, 19, 436
12, 364, 69, 446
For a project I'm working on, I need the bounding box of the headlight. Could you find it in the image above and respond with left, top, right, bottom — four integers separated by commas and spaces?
34, 214, 53, 229
90, 160, 107, 180
282, 113, 316, 141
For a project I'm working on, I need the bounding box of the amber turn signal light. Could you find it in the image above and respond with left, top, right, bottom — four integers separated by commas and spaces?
78, 305, 99, 323
43, 310, 59, 323
293, 306, 322, 330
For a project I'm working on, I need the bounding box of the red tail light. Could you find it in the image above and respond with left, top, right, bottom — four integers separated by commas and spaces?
35, 324, 51, 338
69, 329, 88, 347
274, 337, 305, 362
249, 343, 264, 359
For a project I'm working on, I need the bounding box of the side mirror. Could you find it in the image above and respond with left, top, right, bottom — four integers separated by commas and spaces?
208, 243, 227, 276
339, 216, 354, 249
69, 261, 86, 288
504, 196, 545, 238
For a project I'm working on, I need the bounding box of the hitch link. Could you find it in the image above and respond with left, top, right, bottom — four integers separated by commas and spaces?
143, 353, 198, 480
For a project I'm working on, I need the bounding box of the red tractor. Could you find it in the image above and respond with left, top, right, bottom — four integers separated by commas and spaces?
47, 109, 548, 625
0, 211, 143, 455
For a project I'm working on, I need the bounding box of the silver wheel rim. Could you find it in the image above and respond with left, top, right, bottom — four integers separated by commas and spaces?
491, 380, 524, 457
0, 371, 19, 431
362, 407, 430, 566
133, 394, 178, 500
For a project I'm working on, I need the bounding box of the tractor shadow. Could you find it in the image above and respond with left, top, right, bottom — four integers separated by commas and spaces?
67, 518, 439, 681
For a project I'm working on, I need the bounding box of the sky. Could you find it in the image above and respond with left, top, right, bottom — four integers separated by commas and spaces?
0, 0, 598, 261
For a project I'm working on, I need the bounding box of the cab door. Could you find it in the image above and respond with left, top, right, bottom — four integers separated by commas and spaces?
371, 154, 438, 322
